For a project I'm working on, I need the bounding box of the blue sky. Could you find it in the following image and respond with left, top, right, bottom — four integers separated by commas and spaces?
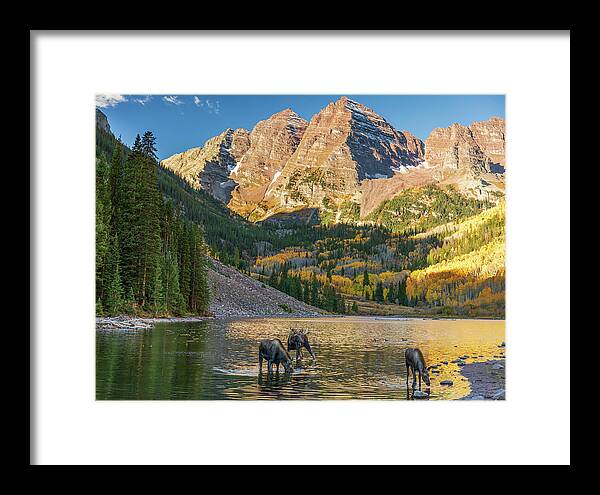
96, 94, 505, 161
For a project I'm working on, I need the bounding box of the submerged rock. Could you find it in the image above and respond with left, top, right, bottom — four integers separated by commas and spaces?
412, 390, 428, 399
440, 380, 453, 386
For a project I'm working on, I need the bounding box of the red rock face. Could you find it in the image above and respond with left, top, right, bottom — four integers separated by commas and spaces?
228, 109, 308, 217
469, 116, 505, 167
424, 117, 505, 173
421, 117, 506, 201
161, 100, 505, 222
263, 97, 423, 212
401, 130, 425, 161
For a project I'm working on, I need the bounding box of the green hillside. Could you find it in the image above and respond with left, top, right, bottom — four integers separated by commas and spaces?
97, 124, 504, 318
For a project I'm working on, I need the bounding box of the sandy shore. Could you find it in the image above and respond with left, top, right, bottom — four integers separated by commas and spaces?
460, 358, 506, 400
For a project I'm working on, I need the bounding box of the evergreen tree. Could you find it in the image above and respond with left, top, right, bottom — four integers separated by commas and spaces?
97, 128, 212, 317
118, 133, 162, 308
398, 278, 408, 305
141, 130, 158, 161
103, 234, 124, 314
95, 154, 112, 301
109, 140, 124, 225
303, 280, 310, 304
158, 250, 186, 315
151, 259, 165, 314
187, 225, 210, 314
310, 273, 320, 307
362, 268, 370, 287
387, 283, 397, 304
375, 281, 385, 303
96, 195, 110, 302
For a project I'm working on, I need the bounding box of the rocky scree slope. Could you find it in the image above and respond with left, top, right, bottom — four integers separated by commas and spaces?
207, 258, 322, 318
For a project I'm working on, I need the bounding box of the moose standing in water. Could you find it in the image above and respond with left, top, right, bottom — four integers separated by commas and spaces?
259, 339, 294, 374
404, 348, 431, 391
287, 329, 316, 364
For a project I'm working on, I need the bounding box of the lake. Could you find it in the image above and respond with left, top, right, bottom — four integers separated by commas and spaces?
96, 316, 505, 400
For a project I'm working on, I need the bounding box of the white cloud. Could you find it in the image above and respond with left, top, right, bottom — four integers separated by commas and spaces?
163, 95, 184, 105
133, 95, 152, 105
194, 96, 220, 114
95, 94, 127, 108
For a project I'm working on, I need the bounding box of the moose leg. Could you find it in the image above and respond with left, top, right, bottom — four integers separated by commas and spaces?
276, 363, 280, 373
412, 369, 417, 390
304, 340, 315, 359
418, 372, 422, 391
268, 361, 273, 374
259, 353, 263, 372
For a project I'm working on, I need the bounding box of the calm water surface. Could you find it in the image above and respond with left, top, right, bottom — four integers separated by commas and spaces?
96, 317, 505, 400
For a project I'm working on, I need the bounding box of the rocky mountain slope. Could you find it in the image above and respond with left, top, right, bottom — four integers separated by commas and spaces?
422, 117, 506, 201
228, 109, 308, 219
96, 109, 111, 134
161, 128, 250, 203
260, 97, 424, 218
160, 97, 505, 224
424, 117, 505, 173
207, 258, 322, 318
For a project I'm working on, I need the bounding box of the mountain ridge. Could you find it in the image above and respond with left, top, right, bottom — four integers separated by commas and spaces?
159, 97, 505, 224
96, 108, 505, 318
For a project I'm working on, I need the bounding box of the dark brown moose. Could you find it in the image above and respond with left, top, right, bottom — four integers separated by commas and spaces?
259, 339, 294, 374
404, 347, 431, 390
287, 329, 315, 363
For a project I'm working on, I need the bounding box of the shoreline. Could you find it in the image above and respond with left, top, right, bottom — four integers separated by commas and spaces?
96, 313, 505, 330
460, 358, 506, 400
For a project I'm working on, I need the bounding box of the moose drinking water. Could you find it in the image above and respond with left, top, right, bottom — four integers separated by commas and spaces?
287, 329, 315, 364
404, 347, 431, 391
259, 339, 294, 374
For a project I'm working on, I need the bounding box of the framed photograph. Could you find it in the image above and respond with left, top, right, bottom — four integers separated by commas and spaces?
31, 30, 570, 465
95, 93, 506, 402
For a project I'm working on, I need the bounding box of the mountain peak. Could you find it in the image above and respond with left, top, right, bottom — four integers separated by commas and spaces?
333, 96, 366, 112
260, 96, 426, 215
274, 107, 296, 116
269, 108, 307, 128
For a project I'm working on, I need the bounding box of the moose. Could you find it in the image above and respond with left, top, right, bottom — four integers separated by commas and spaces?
287, 329, 316, 364
259, 339, 294, 374
404, 347, 431, 391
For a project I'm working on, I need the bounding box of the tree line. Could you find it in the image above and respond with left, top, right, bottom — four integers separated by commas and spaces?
96, 129, 209, 316
262, 262, 349, 314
